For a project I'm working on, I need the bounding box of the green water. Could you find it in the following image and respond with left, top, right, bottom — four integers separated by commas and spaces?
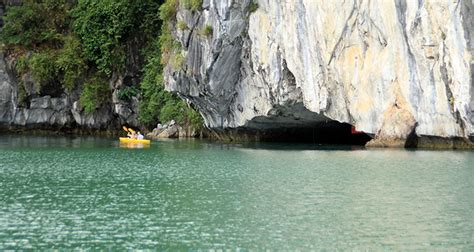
0, 135, 472, 250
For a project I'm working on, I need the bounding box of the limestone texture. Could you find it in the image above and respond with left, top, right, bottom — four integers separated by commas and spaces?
0, 52, 140, 131
166, 0, 474, 146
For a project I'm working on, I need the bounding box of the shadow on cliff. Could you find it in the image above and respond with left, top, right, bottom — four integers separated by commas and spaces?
207, 121, 373, 146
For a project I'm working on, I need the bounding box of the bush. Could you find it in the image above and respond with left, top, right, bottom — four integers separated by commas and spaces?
117, 86, 140, 102
182, 0, 202, 12
29, 51, 58, 87
201, 25, 213, 37
0, 0, 73, 49
139, 39, 167, 124
72, 0, 135, 75
0, 4, 42, 48
248, 1, 259, 13
160, 99, 187, 123
177, 21, 188, 30
170, 52, 185, 70
159, 98, 202, 129
188, 106, 204, 130
79, 75, 110, 114
55, 36, 87, 91
159, 0, 179, 21
15, 55, 29, 75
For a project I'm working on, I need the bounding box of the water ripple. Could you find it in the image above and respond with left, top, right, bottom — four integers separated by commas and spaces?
0, 136, 472, 250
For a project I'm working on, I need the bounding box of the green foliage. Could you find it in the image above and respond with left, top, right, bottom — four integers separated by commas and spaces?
1, 4, 41, 48
0, 0, 74, 49
2, 0, 203, 129
139, 0, 203, 128
159, 24, 178, 65
29, 51, 58, 87
79, 75, 110, 114
159, 0, 179, 21
170, 52, 185, 70
55, 36, 87, 90
160, 99, 187, 123
248, 1, 259, 13
139, 35, 202, 128
159, 98, 203, 128
177, 21, 189, 30
139, 40, 168, 124
182, 0, 202, 12
188, 107, 204, 130
15, 55, 29, 75
201, 25, 213, 37
72, 0, 133, 75
17, 83, 27, 107
118, 86, 140, 102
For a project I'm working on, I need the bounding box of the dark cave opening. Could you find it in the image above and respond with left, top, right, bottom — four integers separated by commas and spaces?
253, 121, 373, 145
210, 121, 373, 146
222, 103, 374, 145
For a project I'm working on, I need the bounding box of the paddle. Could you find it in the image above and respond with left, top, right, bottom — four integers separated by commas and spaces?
122, 126, 136, 134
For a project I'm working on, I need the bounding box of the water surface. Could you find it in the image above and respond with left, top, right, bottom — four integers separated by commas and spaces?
0, 135, 472, 250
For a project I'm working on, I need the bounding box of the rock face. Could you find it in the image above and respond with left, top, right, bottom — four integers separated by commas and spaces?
0, 53, 140, 131
0, 1, 142, 132
146, 120, 200, 139
166, 0, 474, 146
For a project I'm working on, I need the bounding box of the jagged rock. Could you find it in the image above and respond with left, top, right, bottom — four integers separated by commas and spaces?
147, 120, 200, 139
0, 53, 14, 125
0, 52, 141, 131
0, 4, 143, 132
30, 96, 52, 109
71, 102, 114, 129
165, 0, 474, 147
157, 124, 180, 138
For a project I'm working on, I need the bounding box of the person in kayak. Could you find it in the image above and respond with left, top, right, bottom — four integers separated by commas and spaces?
127, 131, 138, 139
137, 132, 144, 140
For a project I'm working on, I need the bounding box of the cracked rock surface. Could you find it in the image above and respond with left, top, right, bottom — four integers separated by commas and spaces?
166, 0, 474, 146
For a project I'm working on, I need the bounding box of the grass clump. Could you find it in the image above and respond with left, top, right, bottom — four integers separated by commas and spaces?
182, 0, 202, 12
15, 55, 29, 75
159, 0, 179, 21
170, 52, 185, 70
201, 25, 213, 37
177, 21, 189, 30
248, 1, 259, 13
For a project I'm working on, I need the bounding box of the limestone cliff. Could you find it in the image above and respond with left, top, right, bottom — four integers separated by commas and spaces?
0, 2, 141, 132
166, 0, 474, 146
0, 52, 140, 131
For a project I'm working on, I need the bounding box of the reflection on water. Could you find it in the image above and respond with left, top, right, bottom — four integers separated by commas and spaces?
0, 135, 115, 148
119, 142, 150, 149
0, 135, 472, 250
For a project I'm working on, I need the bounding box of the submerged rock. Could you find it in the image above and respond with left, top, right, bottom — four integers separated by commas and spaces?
165, 0, 474, 147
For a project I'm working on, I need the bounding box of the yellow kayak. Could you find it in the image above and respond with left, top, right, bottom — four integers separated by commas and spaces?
119, 137, 151, 144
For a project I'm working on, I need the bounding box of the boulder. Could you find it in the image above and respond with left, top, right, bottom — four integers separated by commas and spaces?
157, 124, 180, 138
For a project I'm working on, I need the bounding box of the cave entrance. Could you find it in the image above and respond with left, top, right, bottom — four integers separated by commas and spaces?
241, 103, 372, 145
254, 121, 373, 145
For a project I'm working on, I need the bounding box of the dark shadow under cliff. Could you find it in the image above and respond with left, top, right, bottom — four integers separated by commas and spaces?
207, 121, 373, 145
